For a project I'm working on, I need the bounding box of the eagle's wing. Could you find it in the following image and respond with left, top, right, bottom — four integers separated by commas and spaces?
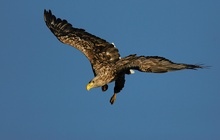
116, 54, 203, 73
44, 10, 120, 73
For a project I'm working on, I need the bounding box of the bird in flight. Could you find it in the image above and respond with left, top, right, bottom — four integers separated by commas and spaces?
44, 9, 203, 105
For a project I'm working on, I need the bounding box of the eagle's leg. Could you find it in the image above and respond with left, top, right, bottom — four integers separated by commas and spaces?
110, 93, 117, 105
101, 84, 108, 92
109, 73, 126, 105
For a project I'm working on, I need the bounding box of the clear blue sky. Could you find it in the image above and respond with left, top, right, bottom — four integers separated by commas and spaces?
1, 0, 220, 140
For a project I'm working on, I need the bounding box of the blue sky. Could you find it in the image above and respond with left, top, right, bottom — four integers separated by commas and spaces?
1, 0, 220, 139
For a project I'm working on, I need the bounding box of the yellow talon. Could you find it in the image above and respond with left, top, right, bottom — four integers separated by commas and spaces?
110, 93, 117, 105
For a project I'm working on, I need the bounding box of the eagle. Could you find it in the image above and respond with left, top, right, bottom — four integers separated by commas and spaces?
44, 9, 203, 104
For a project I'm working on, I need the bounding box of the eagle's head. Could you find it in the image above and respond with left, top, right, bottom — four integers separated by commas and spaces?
86, 77, 107, 91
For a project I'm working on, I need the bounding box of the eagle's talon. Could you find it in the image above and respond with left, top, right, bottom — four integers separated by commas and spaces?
110, 93, 116, 105
102, 85, 108, 92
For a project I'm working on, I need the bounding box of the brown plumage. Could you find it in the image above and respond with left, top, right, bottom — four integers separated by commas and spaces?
44, 9, 203, 104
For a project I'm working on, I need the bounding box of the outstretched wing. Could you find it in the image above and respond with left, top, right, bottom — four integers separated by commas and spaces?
44, 10, 120, 73
116, 54, 203, 73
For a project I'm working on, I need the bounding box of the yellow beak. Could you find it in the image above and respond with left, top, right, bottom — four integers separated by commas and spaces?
86, 83, 93, 91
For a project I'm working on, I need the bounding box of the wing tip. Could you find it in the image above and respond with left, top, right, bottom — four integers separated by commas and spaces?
44, 9, 55, 26
44, 9, 75, 37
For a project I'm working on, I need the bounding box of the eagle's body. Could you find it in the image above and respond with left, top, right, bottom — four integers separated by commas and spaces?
44, 10, 203, 104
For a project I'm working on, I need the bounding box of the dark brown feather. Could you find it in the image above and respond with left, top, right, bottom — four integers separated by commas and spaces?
44, 10, 120, 74
116, 54, 203, 73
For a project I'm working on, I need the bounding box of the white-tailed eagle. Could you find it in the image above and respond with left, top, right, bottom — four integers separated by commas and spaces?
44, 9, 203, 104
